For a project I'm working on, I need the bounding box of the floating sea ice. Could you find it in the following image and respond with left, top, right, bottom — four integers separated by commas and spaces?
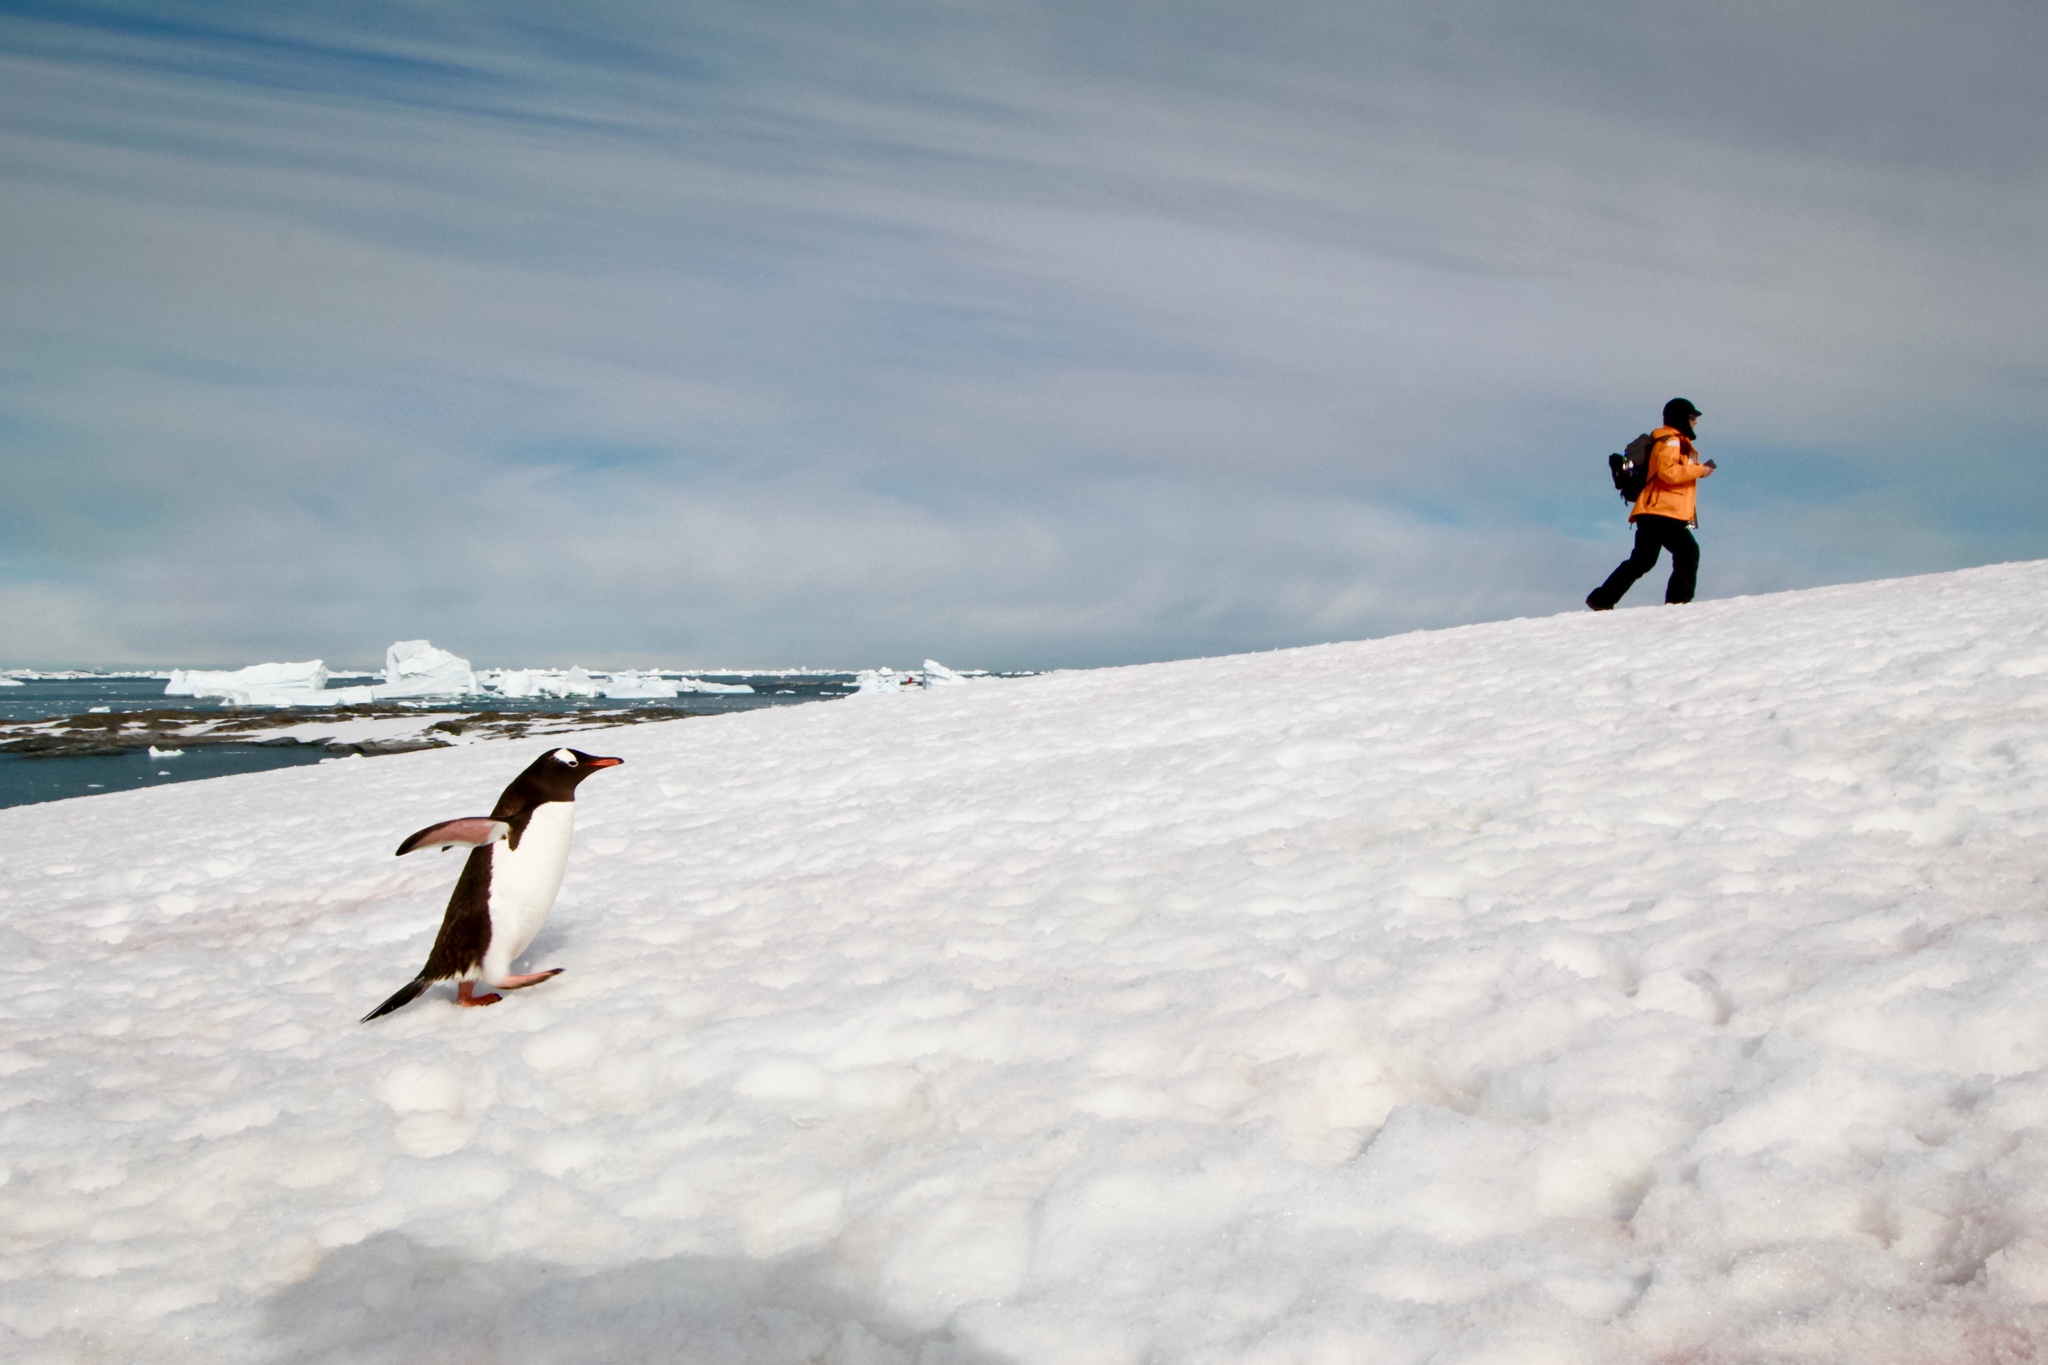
484, 667, 744, 698
921, 659, 969, 688
146, 746, 183, 759
598, 671, 680, 700
675, 676, 754, 694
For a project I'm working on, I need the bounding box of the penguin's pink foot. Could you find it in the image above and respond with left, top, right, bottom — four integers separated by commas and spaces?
456, 981, 502, 1008
498, 969, 564, 991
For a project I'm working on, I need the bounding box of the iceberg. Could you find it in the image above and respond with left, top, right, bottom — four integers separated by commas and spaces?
852, 668, 913, 693
374, 640, 476, 699
481, 667, 749, 697
483, 669, 539, 699
676, 676, 755, 694
164, 660, 331, 705
597, 671, 680, 700
541, 667, 602, 698
477, 666, 604, 698
319, 641, 480, 705
162, 643, 478, 707
851, 664, 969, 692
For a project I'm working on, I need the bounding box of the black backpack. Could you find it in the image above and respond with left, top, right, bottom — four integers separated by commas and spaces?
1607, 432, 1656, 503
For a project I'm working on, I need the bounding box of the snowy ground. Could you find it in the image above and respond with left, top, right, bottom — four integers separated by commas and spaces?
7, 563, 2048, 1363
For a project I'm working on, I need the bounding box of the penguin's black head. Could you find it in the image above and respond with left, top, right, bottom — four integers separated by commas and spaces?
520, 746, 623, 802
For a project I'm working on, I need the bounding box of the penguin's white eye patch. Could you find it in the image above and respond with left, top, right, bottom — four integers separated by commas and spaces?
553, 748, 578, 766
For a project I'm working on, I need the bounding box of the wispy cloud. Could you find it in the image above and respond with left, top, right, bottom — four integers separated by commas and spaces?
2, 1, 2043, 666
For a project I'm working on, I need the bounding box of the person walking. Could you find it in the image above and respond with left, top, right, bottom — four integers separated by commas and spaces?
1586, 398, 1715, 610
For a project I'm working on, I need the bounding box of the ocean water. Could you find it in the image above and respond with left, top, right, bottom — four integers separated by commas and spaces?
0, 743, 338, 806
0, 674, 853, 809
0, 674, 199, 724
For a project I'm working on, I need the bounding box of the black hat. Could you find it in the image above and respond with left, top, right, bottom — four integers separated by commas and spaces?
1663, 397, 1702, 427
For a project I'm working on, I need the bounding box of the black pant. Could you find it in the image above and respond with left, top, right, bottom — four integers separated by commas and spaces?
1587, 515, 1697, 609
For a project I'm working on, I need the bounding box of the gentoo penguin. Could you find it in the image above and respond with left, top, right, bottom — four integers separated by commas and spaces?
362, 747, 622, 1022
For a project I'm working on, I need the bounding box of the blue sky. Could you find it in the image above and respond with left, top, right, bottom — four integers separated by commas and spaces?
2, 1, 2043, 669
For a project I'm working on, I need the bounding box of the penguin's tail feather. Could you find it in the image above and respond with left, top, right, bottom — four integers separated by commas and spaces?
361, 976, 432, 1023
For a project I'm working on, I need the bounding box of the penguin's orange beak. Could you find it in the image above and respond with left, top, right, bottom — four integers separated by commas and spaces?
587, 756, 623, 768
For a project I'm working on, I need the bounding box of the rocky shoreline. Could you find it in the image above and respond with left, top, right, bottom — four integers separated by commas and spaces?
0, 703, 708, 760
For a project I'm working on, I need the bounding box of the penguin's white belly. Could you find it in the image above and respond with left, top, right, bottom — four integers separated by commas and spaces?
481, 801, 575, 983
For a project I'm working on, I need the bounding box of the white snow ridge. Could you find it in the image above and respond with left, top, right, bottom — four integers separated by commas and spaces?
8, 563, 2048, 1364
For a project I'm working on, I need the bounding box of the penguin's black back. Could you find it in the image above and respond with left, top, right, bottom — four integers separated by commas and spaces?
420, 844, 496, 978
358, 847, 495, 1021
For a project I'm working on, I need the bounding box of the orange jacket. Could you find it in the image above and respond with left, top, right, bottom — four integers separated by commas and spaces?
1630, 426, 1713, 525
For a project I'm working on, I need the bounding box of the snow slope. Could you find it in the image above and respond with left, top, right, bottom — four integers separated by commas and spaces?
8, 563, 2048, 1364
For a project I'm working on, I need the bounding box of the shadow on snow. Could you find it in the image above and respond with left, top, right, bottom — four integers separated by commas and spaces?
263, 1231, 1016, 1365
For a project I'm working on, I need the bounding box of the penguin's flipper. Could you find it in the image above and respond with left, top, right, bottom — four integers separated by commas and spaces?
361, 976, 432, 1023
395, 818, 512, 857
